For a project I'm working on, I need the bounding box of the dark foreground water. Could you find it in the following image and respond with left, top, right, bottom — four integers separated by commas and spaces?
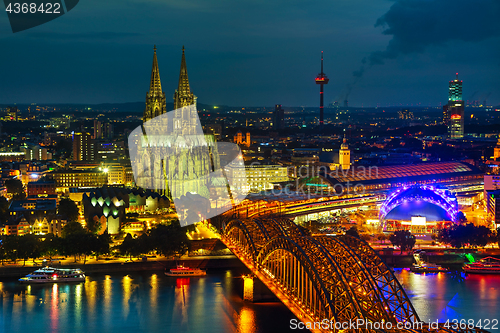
1, 268, 499, 332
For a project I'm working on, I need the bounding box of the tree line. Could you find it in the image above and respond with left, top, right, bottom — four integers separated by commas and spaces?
387, 224, 500, 253
0, 222, 110, 265
0, 219, 192, 265
119, 221, 191, 259
436, 224, 499, 249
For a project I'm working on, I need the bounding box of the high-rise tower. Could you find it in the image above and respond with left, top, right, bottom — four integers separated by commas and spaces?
73, 132, 93, 161
174, 46, 197, 110
273, 104, 285, 130
448, 73, 464, 139
315, 51, 329, 126
143, 46, 167, 123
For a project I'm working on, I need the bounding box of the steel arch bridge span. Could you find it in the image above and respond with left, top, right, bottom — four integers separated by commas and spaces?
221, 217, 490, 333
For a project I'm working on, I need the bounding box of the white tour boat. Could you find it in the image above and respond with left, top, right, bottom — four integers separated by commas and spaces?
165, 264, 206, 277
19, 267, 86, 283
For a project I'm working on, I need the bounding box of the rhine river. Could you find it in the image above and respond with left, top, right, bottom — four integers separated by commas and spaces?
1, 268, 499, 332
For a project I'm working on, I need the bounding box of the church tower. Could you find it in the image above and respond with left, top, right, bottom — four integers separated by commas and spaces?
494, 137, 500, 160
173, 46, 199, 135
339, 137, 351, 170
174, 46, 197, 109
143, 45, 167, 123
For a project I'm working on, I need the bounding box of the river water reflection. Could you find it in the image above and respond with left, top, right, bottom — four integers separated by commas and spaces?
0, 268, 297, 333
394, 269, 500, 331
1, 268, 499, 332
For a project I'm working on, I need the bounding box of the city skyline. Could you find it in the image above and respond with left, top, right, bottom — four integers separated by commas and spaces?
0, 0, 499, 107
1, 1, 500, 332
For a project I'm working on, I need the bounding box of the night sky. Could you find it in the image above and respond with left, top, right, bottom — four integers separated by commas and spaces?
0, 0, 499, 107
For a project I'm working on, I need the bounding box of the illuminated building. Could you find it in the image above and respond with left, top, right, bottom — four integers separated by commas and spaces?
485, 175, 500, 191
105, 165, 134, 186
82, 187, 170, 234
83, 188, 127, 234
234, 131, 251, 147
1, 224, 19, 236
32, 218, 65, 236
315, 51, 329, 126
27, 181, 56, 196
8, 199, 57, 226
7, 106, 18, 121
485, 175, 500, 227
273, 104, 285, 130
135, 46, 220, 199
19, 162, 49, 185
143, 46, 167, 123
51, 169, 108, 191
173, 46, 197, 110
103, 123, 113, 139
380, 185, 459, 233
448, 74, 464, 139
398, 109, 414, 120
93, 120, 102, 139
94, 120, 114, 139
44, 132, 72, 146
442, 105, 450, 126
449, 74, 462, 101
225, 161, 289, 193
321, 162, 483, 193
339, 137, 350, 170
17, 219, 30, 235
494, 137, 500, 160
72, 132, 93, 161
23, 144, 52, 160
0, 152, 25, 162
94, 141, 126, 162
48, 116, 70, 129
486, 189, 500, 227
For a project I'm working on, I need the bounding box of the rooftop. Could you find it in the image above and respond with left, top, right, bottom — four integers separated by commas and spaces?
323, 162, 482, 185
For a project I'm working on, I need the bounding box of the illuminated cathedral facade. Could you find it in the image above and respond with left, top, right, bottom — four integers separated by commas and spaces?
136, 46, 220, 200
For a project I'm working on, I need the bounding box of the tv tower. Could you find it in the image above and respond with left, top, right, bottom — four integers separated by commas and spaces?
315, 51, 329, 126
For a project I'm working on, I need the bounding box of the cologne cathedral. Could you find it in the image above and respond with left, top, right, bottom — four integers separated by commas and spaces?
129, 46, 248, 226
134, 46, 222, 202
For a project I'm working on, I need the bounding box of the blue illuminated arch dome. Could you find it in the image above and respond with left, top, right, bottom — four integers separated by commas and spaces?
379, 185, 458, 222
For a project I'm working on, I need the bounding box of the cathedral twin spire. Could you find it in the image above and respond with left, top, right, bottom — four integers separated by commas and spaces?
174, 46, 197, 110
149, 45, 162, 95
143, 45, 196, 123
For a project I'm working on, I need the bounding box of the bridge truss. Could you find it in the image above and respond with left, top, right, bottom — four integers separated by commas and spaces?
222, 217, 489, 333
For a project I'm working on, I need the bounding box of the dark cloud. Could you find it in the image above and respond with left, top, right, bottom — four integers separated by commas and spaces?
370, 0, 500, 65
341, 0, 500, 104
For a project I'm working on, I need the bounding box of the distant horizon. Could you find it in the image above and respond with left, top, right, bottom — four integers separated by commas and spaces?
0, 101, 498, 110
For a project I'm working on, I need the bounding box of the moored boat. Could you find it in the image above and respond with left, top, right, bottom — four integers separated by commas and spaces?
411, 263, 449, 273
19, 267, 86, 283
411, 250, 449, 273
165, 264, 206, 277
463, 257, 500, 274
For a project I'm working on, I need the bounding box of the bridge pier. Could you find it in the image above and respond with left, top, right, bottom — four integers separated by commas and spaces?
242, 274, 277, 302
